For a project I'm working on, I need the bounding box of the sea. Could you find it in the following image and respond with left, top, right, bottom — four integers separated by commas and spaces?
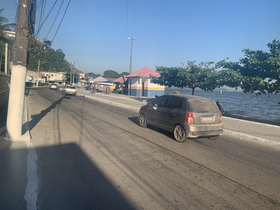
164, 88, 280, 121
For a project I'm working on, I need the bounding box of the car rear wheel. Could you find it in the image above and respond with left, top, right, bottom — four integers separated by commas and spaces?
139, 114, 147, 128
174, 125, 186, 142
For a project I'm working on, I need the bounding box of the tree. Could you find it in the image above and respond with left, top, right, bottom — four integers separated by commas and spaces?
155, 61, 219, 95
27, 38, 70, 73
43, 39, 52, 48
103, 70, 119, 78
0, 8, 15, 72
217, 39, 280, 94
88, 72, 101, 79
119, 71, 129, 77
0, 8, 15, 43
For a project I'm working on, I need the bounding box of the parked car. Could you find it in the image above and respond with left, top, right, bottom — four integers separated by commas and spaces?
138, 94, 223, 142
50, 84, 57, 90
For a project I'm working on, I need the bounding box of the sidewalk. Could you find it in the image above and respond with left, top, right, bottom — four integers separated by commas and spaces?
80, 91, 280, 146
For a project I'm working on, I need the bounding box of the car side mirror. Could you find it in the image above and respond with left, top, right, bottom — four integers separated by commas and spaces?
153, 104, 158, 110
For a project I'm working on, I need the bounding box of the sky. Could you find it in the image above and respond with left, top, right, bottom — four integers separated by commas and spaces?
2, 0, 280, 75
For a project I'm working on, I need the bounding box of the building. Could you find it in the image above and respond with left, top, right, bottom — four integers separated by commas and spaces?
3, 30, 15, 39
41, 71, 66, 85
126, 66, 165, 97
26, 69, 46, 85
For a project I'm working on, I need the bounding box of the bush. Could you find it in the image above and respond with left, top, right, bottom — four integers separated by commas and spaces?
172, 90, 180, 94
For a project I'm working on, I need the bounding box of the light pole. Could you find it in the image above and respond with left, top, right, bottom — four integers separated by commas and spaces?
128, 37, 135, 74
73, 62, 75, 85
36, 60, 46, 87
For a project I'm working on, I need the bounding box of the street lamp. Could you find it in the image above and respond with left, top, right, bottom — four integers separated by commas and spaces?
128, 37, 135, 74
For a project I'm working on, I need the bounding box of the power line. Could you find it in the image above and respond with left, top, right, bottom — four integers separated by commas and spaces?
46, 0, 65, 39
51, 0, 72, 44
77, 0, 127, 61
36, 0, 59, 35
37, 0, 46, 36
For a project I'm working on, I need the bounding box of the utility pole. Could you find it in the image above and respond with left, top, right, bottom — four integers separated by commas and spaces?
36, 59, 40, 87
6, 0, 33, 139
72, 62, 75, 85
5, 43, 8, 74
70, 62, 72, 85
128, 37, 135, 74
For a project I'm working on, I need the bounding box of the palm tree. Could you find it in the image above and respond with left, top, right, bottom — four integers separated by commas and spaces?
0, 8, 15, 72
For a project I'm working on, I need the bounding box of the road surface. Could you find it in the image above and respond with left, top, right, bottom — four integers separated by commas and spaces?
25, 88, 280, 209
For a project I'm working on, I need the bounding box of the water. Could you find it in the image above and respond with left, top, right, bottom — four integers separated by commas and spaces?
165, 88, 280, 121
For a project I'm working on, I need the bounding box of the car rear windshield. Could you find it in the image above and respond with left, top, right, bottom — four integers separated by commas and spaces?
187, 99, 219, 113
69, 86, 76, 89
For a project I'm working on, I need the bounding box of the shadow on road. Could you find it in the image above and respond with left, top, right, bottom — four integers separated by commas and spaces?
24, 96, 68, 131
0, 142, 135, 210
36, 143, 134, 209
0, 139, 27, 210
128, 116, 175, 141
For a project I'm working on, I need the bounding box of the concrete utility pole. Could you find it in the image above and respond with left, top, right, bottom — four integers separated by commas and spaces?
73, 62, 75, 85
128, 37, 135, 74
36, 59, 40, 87
72, 62, 75, 85
6, 0, 33, 139
5, 43, 8, 74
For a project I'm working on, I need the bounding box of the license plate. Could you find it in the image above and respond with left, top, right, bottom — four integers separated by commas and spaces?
202, 116, 212, 122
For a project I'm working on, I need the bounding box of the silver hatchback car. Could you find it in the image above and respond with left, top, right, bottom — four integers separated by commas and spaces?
138, 94, 223, 142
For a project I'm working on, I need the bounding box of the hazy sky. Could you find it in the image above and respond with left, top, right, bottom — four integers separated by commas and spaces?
2, 0, 280, 74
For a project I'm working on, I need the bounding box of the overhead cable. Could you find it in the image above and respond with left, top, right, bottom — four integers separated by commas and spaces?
77, 0, 126, 61
51, 0, 72, 44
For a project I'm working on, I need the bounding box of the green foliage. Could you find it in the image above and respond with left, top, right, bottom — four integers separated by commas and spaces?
0, 8, 15, 44
119, 71, 129, 76
103, 70, 119, 78
155, 61, 218, 95
218, 39, 280, 94
172, 90, 180, 94
27, 38, 70, 73
88, 72, 101, 79
0, 8, 15, 72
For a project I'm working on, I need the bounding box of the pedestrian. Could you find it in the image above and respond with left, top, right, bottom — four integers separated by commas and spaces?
92, 85, 95, 94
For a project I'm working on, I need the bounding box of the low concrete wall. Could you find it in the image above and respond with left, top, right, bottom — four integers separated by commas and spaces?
0, 72, 10, 93
0, 72, 10, 136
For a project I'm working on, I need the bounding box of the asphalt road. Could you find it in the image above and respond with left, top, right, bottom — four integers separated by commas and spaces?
27, 87, 280, 210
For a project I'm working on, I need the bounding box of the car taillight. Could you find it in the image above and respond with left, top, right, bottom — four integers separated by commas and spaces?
186, 112, 194, 124
220, 112, 222, 123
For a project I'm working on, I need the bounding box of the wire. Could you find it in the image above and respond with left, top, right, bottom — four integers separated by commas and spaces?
51, 0, 72, 44
36, 0, 59, 36
46, 0, 65, 39
77, 0, 127, 61
37, 0, 46, 36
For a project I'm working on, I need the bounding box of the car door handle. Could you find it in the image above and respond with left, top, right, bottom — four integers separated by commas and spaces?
172, 113, 177, 116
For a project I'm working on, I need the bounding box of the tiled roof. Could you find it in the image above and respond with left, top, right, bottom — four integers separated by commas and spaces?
104, 78, 117, 82
126, 66, 160, 78
113, 75, 128, 83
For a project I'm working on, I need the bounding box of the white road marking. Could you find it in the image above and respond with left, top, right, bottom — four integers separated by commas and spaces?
24, 141, 39, 210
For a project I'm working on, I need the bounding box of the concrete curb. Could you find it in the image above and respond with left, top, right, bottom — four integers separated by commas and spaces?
84, 94, 280, 147
84, 95, 140, 111
224, 129, 280, 147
